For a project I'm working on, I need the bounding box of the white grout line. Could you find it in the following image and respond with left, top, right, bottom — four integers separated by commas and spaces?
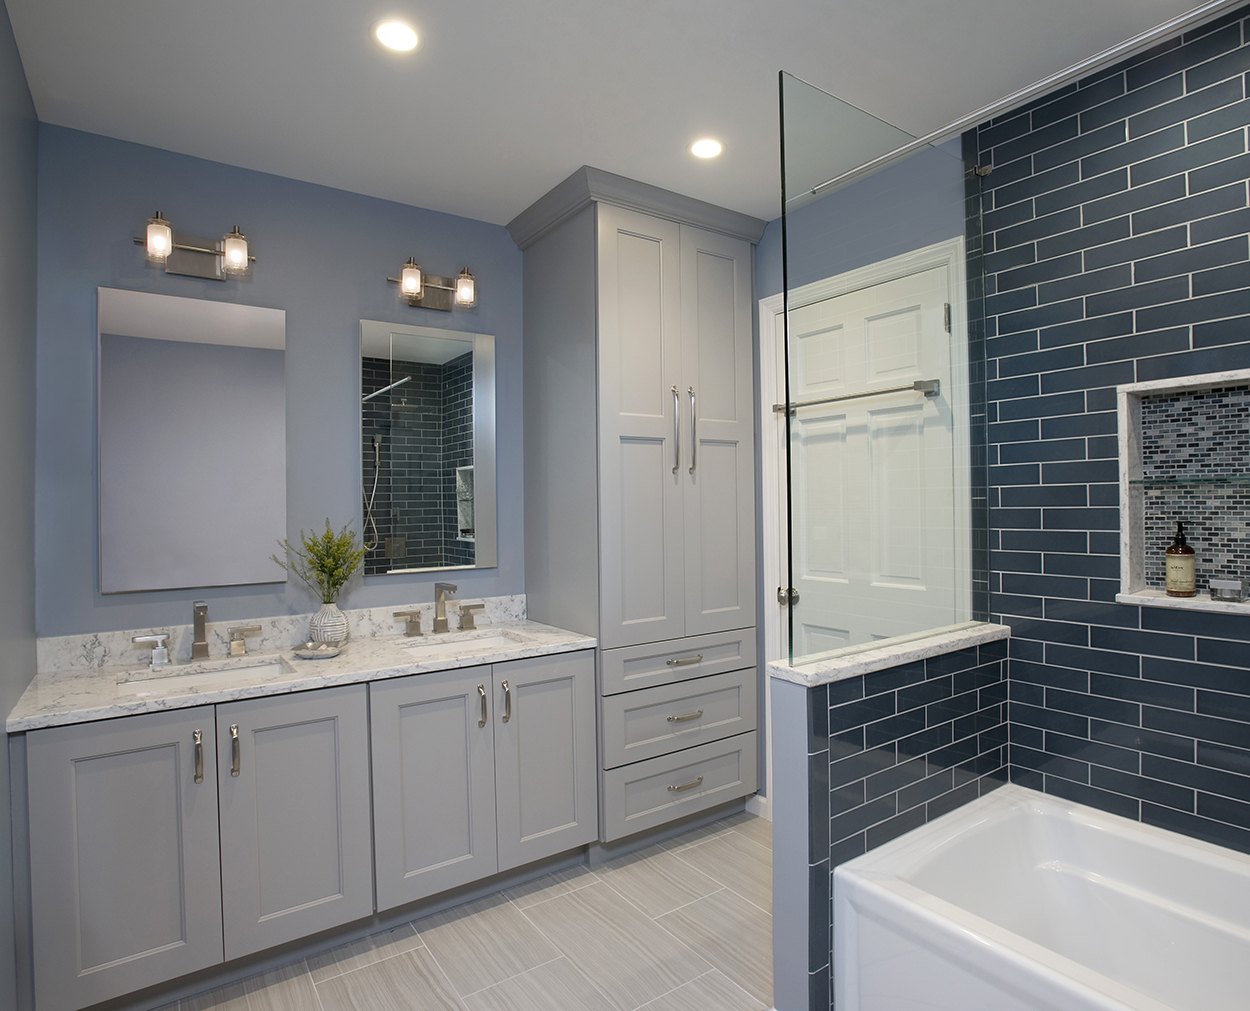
454, 954, 565, 999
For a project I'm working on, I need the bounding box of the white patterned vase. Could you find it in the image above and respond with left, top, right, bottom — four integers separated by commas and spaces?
308, 602, 349, 645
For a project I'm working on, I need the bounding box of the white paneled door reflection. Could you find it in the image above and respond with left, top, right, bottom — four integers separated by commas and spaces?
788, 263, 958, 658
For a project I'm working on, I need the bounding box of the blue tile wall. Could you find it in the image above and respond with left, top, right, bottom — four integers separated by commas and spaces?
807, 642, 1008, 1009
969, 9, 1250, 858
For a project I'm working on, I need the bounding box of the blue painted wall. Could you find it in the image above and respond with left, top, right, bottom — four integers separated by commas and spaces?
36, 126, 524, 635
973, 8, 1250, 853
756, 142, 966, 301
0, 0, 37, 1002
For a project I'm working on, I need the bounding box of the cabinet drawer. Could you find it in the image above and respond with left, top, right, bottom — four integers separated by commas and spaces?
600, 732, 757, 841
601, 668, 757, 769
600, 628, 756, 695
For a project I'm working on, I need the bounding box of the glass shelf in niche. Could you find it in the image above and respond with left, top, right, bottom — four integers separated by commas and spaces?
1129, 474, 1250, 487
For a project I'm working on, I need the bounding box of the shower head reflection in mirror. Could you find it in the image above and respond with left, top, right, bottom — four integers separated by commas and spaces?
359, 320, 496, 575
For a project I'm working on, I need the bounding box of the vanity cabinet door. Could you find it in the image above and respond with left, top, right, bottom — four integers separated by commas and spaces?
27, 707, 223, 1011
679, 224, 756, 636
495, 651, 598, 871
596, 203, 687, 649
217, 685, 373, 960
371, 666, 498, 910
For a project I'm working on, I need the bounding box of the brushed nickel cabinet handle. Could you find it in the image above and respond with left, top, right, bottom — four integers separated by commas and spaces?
665, 654, 703, 667
668, 776, 704, 793
193, 730, 204, 785
478, 684, 488, 728
501, 680, 512, 723
688, 386, 697, 475
666, 709, 704, 723
230, 724, 240, 778
671, 385, 680, 474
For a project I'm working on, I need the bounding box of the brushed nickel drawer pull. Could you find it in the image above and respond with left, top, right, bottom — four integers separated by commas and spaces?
666, 709, 704, 723
193, 730, 204, 784
666, 654, 703, 667
230, 724, 240, 778
668, 776, 704, 793
478, 684, 488, 728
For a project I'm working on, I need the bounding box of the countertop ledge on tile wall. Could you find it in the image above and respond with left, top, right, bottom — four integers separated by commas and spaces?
767, 621, 1011, 688
10, 620, 594, 733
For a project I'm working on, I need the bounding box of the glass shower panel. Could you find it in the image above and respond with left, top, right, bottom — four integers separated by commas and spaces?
779, 73, 988, 666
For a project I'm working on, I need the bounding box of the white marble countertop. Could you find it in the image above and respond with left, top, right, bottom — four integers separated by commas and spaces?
8, 621, 596, 732
767, 622, 1011, 688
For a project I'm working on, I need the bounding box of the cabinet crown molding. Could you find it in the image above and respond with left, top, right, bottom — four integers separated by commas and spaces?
507, 165, 767, 250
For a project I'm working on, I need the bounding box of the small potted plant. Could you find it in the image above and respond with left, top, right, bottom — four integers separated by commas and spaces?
272, 520, 366, 645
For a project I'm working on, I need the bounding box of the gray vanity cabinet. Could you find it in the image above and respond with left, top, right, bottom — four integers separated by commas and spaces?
217, 686, 374, 960
371, 651, 597, 910
26, 707, 224, 1011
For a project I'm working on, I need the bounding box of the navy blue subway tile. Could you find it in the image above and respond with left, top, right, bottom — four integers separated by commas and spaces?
928, 779, 982, 820
991, 591, 1045, 617
953, 661, 1006, 695
829, 777, 865, 819
1196, 791, 1250, 829
989, 419, 1041, 444
1143, 803, 1250, 855
994, 116, 1080, 166
1041, 507, 1119, 531
1135, 342, 1250, 382
984, 243, 1038, 275
1001, 571, 1090, 597
1048, 686, 1141, 726
1040, 411, 1118, 439
1036, 216, 1130, 260
1143, 753, 1250, 804
1082, 174, 1186, 225
830, 795, 897, 844
1186, 96, 1250, 143
925, 648, 982, 677
1084, 276, 1191, 317
996, 210, 1084, 253
1037, 313, 1135, 349
864, 709, 927, 749
1128, 77, 1243, 139
829, 726, 865, 761
1129, 128, 1244, 187
1133, 180, 1247, 234
1143, 655, 1245, 693
997, 298, 1086, 336
1128, 22, 1242, 88
1197, 689, 1250, 723
828, 693, 896, 734
1084, 327, 1191, 364
1042, 599, 1138, 628
1045, 774, 1142, 819
1197, 638, 1250, 671
1085, 388, 1118, 412
829, 744, 893, 790
1091, 672, 1195, 711
1142, 705, 1250, 749
865, 804, 928, 850
1010, 680, 1047, 706
807, 859, 831, 971
896, 723, 953, 761
1001, 528, 1087, 552
1090, 626, 1195, 660
863, 660, 926, 694
864, 755, 927, 802
979, 110, 1034, 151
1039, 264, 1134, 305
1006, 617, 1090, 646
1193, 260, 1250, 295
1035, 170, 1129, 217
1187, 36, 1250, 89
1045, 730, 1141, 773
1041, 553, 1119, 579
829, 832, 867, 868
985, 287, 1038, 317
1013, 701, 1091, 737
1189, 205, 1250, 245
896, 767, 955, 812
1144, 606, 1250, 640
986, 330, 1041, 359
997, 251, 1083, 291
1189, 151, 1250, 194
1083, 225, 1189, 271
928, 689, 983, 727
998, 437, 1087, 464
1090, 765, 1194, 810
1012, 766, 1046, 791
996, 344, 1085, 379
981, 639, 1009, 663
996, 391, 1088, 422
1080, 125, 1185, 179
1033, 74, 1126, 128
1014, 743, 1091, 782
825, 678, 863, 708
1034, 122, 1129, 173
1197, 741, 1250, 779
955, 703, 1005, 740
1001, 487, 1087, 512
993, 162, 1081, 209
1081, 74, 1184, 132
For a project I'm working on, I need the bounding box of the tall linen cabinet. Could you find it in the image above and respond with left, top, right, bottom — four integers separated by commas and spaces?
511, 168, 765, 840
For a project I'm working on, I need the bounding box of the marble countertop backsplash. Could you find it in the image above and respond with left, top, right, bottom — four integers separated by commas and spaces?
11, 596, 601, 733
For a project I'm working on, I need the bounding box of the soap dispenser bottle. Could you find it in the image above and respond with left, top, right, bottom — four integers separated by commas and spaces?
1165, 521, 1196, 598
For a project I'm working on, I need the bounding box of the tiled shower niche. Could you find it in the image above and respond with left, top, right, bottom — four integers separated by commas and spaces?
1118, 369, 1250, 613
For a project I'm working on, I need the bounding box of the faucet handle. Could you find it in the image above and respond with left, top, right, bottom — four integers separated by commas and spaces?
132, 632, 171, 669
458, 602, 486, 631
227, 625, 262, 657
393, 609, 423, 637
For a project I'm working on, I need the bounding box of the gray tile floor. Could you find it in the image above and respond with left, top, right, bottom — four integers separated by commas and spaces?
179, 811, 772, 1011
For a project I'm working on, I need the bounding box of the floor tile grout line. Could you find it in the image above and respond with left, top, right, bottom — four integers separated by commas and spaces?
632, 967, 720, 1010
306, 928, 427, 985
511, 901, 623, 1009
454, 953, 566, 999
398, 932, 471, 1010
646, 884, 729, 920
503, 865, 602, 913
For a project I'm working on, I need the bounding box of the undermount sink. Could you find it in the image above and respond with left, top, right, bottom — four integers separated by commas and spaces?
116, 656, 296, 693
404, 629, 536, 660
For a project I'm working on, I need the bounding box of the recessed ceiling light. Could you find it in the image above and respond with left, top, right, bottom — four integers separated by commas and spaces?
374, 19, 419, 53
690, 137, 724, 159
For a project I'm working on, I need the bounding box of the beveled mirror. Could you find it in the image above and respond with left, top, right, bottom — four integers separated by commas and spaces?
360, 320, 497, 574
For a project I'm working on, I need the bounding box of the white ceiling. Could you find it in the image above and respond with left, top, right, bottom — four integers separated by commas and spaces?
5, 0, 1221, 225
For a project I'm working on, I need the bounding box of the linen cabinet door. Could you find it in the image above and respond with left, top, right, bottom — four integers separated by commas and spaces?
597, 204, 687, 648
27, 708, 223, 1011
679, 224, 756, 635
371, 666, 498, 909
494, 651, 598, 871
217, 685, 373, 959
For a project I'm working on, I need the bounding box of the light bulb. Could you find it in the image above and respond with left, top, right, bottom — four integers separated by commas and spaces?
146, 212, 173, 262
222, 226, 249, 276
455, 268, 476, 307
374, 20, 419, 53
690, 137, 724, 159
400, 258, 423, 300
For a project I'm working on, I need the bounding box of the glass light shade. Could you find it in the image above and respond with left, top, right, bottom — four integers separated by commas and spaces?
455, 268, 477, 307
222, 226, 249, 276
146, 213, 173, 263
401, 258, 423, 299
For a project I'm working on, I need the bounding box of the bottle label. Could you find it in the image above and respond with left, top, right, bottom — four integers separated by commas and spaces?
1166, 555, 1195, 593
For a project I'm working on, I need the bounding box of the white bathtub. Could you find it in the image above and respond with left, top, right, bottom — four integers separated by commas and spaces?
834, 783, 1250, 1011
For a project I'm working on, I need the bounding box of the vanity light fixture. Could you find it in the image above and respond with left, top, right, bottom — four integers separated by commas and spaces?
388, 259, 478, 311
135, 212, 257, 281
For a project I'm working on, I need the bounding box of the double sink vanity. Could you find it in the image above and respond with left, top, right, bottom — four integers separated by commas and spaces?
8, 606, 758, 1011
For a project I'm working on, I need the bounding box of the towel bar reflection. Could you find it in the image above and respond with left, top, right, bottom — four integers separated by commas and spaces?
773, 378, 940, 415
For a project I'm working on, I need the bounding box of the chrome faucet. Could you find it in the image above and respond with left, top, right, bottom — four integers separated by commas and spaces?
433, 583, 458, 633
191, 600, 209, 660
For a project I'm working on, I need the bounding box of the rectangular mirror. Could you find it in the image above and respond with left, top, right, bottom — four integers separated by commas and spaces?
98, 288, 287, 593
360, 320, 496, 574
